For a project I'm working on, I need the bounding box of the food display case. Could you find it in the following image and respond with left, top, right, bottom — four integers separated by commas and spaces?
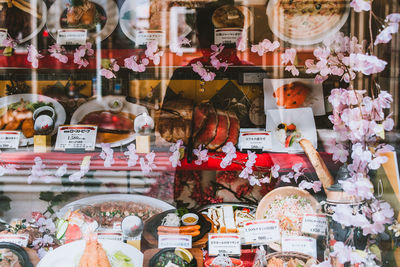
0, 0, 399, 266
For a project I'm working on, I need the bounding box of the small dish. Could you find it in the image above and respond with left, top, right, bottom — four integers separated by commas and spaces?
181, 213, 199, 226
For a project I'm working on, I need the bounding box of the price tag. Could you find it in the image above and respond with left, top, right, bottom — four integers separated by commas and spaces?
57, 29, 87, 45
55, 125, 97, 151
0, 234, 29, 247
214, 28, 243, 44
282, 236, 317, 258
301, 214, 327, 236
0, 28, 7, 47
238, 130, 271, 151
158, 235, 192, 249
0, 131, 20, 149
208, 234, 241, 256
243, 219, 280, 245
97, 231, 123, 241
135, 30, 165, 46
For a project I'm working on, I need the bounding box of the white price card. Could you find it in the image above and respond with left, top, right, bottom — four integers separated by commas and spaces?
158, 235, 192, 249
214, 28, 243, 44
55, 125, 97, 151
0, 234, 29, 247
282, 235, 317, 258
0, 28, 7, 47
301, 214, 328, 236
57, 29, 87, 45
208, 234, 241, 256
135, 30, 165, 46
238, 131, 272, 151
0, 131, 20, 149
243, 219, 280, 245
97, 231, 123, 241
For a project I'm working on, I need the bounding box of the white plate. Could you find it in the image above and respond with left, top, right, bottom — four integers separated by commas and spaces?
70, 96, 147, 147
119, 0, 151, 43
11, 0, 47, 43
0, 94, 66, 146
263, 78, 326, 116
37, 239, 143, 267
266, 0, 350, 45
265, 107, 317, 153
58, 194, 174, 217
46, 0, 119, 42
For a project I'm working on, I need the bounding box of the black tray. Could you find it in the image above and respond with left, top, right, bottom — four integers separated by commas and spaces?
149, 248, 197, 267
145, 209, 212, 243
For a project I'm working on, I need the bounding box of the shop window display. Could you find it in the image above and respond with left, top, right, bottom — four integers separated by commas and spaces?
0, 0, 399, 266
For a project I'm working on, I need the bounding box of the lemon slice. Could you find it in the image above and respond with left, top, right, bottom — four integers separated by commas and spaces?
174, 247, 193, 263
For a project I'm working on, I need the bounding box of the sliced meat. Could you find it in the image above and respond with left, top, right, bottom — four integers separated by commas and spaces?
207, 110, 230, 150
194, 106, 218, 148
80, 111, 134, 133
225, 111, 240, 146
193, 102, 210, 137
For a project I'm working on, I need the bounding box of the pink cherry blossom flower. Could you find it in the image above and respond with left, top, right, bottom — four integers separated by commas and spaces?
73, 43, 94, 68
260, 176, 271, 184
281, 48, 296, 65
100, 59, 120, 79
55, 164, 68, 178
383, 117, 394, 131
193, 145, 209, 166
169, 140, 184, 167
331, 242, 366, 265
298, 180, 322, 193
350, 0, 371, 12
280, 172, 294, 183
374, 23, 399, 45
170, 36, 191, 56
140, 151, 157, 174
145, 41, 164, 65
124, 144, 139, 167
220, 142, 237, 168
348, 53, 387, 75
251, 39, 280, 56
69, 157, 90, 182
0, 164, 18, 176
27, 45, 44, 68
236, 34, 247, 52
100, 143, 115, 168
28, 157, 54, 184
331, 143, 349, 163
48, 44, 68, 63
285, 65, 299, 76
270, 164, 280, 178
124, 56, 149, 72
191, 61, 216, 81
248, 175, 261, 186
332, 204, 369, 228
3, 36, 17, 49
387, 13, 400, 23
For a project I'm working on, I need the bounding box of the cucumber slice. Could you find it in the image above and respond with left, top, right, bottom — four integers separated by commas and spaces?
56, 219, 69, 240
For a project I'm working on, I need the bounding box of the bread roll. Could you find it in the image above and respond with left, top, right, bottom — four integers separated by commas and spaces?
299, 138, 334, 190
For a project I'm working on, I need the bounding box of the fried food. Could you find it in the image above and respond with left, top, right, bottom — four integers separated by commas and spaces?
267, 257, 284, 267
78, 238, 111, 267
22, 118, 35, 138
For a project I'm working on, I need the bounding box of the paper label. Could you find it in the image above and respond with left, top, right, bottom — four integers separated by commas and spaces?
113, 222, 122, 231
301, 214, 327, 236
158, 235, 192, 249
208, 234, 241, 256
0, 131, 20, 149
282, 236, 317, 258
55, 125, 97, 151
0, 234, 29, 247
136, 30, 165, 45
243, 219, 280, 245
97, 231, 123, 241
57, 29, 87, 45
214, 28, 243, 44
238, 131, 271, 151
0, 28, 7, 47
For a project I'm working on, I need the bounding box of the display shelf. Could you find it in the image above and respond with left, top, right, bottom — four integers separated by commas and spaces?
0, 150, 338, 172
0, 49, 314, 70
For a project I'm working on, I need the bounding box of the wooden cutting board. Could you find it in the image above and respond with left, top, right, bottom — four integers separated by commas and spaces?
143, 248, 203, 267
